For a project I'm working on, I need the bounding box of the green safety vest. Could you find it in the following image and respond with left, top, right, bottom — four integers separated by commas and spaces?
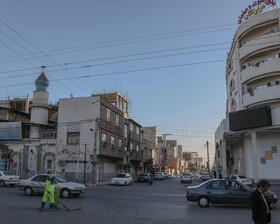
45, 175, 55, 192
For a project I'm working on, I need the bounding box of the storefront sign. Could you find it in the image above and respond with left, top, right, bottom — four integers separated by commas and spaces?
0, 122, 22, 140
238, 0, 277, 24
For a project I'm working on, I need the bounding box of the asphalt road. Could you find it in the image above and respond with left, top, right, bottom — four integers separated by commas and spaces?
1, 177, 280, 224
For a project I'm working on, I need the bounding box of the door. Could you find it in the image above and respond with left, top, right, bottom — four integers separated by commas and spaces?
206, 180, 228, 204
226, 181, 249, 204
30, 175, 47, 193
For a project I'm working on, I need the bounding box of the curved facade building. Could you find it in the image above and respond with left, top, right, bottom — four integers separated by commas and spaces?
215, 8, 280, 181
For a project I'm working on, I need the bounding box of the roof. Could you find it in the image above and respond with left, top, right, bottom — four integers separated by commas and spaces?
35, 72, 49, 83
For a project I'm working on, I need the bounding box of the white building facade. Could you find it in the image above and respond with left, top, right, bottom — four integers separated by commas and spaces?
216, 7, 280, 182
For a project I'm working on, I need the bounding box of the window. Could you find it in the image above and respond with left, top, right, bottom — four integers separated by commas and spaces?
130, 143, 133, 151
116, 114, 120, 126
124, 146, 127, 151
207, 181, 226, 190
130, 122, 133, 132
136, 126, 139, 135
31, 175, 47, 182
118, 139, 122, 150
111, 136, 115, 149
102, 133, 107, 147
124, 125, 128, 138
136, 145, 139, 152
67, 132, 80, 145
106, 108, 111, 121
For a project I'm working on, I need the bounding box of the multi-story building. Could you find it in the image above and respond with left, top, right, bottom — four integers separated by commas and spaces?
215, 7, 280, 181
56, 92, 147, 183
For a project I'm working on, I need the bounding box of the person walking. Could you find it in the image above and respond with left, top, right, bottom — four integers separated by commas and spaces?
250, 179, 276, 224
40, 170, 55, 211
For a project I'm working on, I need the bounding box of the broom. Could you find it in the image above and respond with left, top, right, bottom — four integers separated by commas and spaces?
38, 181, 82, 211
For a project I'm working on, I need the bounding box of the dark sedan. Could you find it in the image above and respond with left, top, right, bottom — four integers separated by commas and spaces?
137, 173, 153, 183
186, 179, 278, 207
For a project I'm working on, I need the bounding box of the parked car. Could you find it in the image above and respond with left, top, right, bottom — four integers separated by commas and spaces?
0, 171, 20, 187
166, 173, 172, 179
181, 173, 192, 183
225, 174, 253, 186
200, 172, 211, 181
137, 173, 153, 183
186, 179, 278, 207
154, 172, 166, 180
19, 174, 86, 198
111, 173, 133, 186
192, 173, 198, 177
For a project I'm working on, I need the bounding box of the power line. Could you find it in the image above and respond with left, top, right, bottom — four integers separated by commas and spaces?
0, 31, 278, 80
0, 15, 275, 64
0, 28, 81, 96
0, 47, 229, 80
0, 19, 93, 94
0, 59, 226, 88
0, 42, 231, 75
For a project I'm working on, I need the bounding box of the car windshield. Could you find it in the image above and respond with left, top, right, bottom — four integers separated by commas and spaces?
238, 175, 247, 179
182, 173, 190, 176
116, 174, 126, 178
54, 175, 66, 183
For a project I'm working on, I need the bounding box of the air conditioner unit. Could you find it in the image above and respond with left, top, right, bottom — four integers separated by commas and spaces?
275, 81, 280, 85
58, 160, 66, 166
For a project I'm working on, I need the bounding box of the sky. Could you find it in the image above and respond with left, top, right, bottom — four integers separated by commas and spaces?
0, 0, 278, 165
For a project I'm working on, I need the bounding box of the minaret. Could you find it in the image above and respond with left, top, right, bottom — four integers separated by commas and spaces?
30, 66, 51, 138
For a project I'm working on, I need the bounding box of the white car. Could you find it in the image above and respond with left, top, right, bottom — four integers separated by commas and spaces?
19, 174, 86, 198
166, 173, 172, 179
0, 171, 20, 187
111, 173, 133, 186
200, 172, 211, 181
154, 172, 165, 180
181, 173, 192, 183
225, 174, 253, 186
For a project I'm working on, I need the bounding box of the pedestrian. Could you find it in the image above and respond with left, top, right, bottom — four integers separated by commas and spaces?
40, 170, 55, 211
250, 179, 276, 224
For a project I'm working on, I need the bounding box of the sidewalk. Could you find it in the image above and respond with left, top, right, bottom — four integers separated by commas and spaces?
85, 181, 111, 187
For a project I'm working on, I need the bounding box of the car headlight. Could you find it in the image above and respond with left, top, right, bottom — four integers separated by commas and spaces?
274, 194, 277, 199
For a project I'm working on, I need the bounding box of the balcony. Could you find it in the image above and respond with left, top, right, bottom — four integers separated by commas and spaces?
243, 85, 280, 107
239, 32, 280, 60
99, 147, 124, 158
241, 58, 280, 84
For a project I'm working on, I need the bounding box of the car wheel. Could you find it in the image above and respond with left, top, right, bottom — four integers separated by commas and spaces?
198, 196, 210, 207
0, 180, 6, 187
129, 181, 132, 186
24, 186, 33, 196
61, 188, 71, 198
10, 184, 15, 187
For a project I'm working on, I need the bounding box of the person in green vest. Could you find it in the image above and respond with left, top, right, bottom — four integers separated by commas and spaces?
40, 170, 55, 211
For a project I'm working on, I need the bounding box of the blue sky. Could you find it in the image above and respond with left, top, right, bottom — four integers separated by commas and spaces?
0, 0, 277, 164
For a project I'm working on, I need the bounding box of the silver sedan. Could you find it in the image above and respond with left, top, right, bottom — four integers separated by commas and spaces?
19, 174, 86, 198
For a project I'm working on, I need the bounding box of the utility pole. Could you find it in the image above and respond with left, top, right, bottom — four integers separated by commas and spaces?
83, 144, 87, 184
206, 141, 210, 173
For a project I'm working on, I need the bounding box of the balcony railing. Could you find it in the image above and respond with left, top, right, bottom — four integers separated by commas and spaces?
241, 58, 280, 84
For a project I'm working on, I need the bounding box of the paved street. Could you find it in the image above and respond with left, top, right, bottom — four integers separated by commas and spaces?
1, 177, 280, 224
